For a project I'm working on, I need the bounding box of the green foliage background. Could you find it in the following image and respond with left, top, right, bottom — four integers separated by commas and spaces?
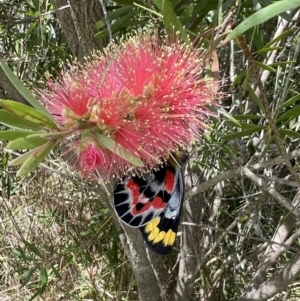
1, 0, 300, 300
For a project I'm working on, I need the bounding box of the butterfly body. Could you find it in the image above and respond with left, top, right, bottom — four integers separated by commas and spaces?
113, 154, 187, 255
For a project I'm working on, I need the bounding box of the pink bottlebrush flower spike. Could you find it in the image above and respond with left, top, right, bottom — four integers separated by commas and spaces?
38, 31, 218, 180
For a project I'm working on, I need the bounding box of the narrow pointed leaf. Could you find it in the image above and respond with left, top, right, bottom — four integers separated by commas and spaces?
234, 115, 262, 120
162, 0, 188, 42
8, 149, 37, 166
50, 264, 62, 280
12, 247, 33, 261
0, 130, 39, 141
278, 94, 300, 110
223, 128, 265, 140
151, 0, 162, 10
95, 133, 144, 167
276, 106, 300, 122
19, 268, 36, 288
39, 267, 48, 287
218, 108, 241, 127
232, 71, 247, 86
0, 58, 53, 119
26, 130, 70, 138
254, 61, 276, 72
19, 268, 35, 281
25, 241, 44, 259
269, 61, 296, 67
227, 1, 300, 40
256, 47, 281, 54
264, 29, 293, 48
279, 129, 300, 139
95, 11, 139, 38
0, 100, 58, 129
16, 139, 58, 176
95, 5, 133, 29
239, 123, 267, 130
246, 83, 265, 113
7, 136, 48, 149
0, 109, 42, 130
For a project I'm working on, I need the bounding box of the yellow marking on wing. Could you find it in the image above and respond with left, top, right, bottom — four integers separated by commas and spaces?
153, 231, 166, 243
144, 217, 160, 233
145, 217, 177, 247
163, 229, 176, 246
148, 227, 160, 241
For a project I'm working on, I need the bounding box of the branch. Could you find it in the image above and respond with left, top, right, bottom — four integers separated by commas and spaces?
242, 167, 300, 218
237, 250, 300, 301
186, 148, 300, 199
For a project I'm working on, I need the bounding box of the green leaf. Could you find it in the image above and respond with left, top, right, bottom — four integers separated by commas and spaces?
19, 268, 35, 281
179, 3, 194, 24
12, 247, 33, 261
254, 61, 276, 73
7, 136, 48, 149
179, 1, 210, 25
263, 29, 293, 48
0, 100, 58, 129
95, 133, 144, 167
95, 11, 139, 38
50, 264, 62, 280
151, 0, 162, 10
95, 5, 133, 29
28, 267, 48, 300
25, 241, 44, 258
0, 58, 54, 120
223, 127, 265, 140
114, 0, 145, 4
255, 0, 292, 22
233, 115, 262, 120
276, 106, 300, 122
256, 47, 281, 54
278, 94, 300, 110
133, 3, 162, 18
19, 268, 36, 288
0, 109, 42, 130
279, 129, 300, 139
16, 139, 58, 176
239, 123, 267, 130
226, 121, 267, 130
227, 1, 300, 40
39, 267, 48, 287
232, 71, 247, 86
162, 0, 188, 43
246, 83, 265, 113
269, 61, 296, 67
0, 130, 38, 141
9, 148, 38, 166
218, 108, 241, 127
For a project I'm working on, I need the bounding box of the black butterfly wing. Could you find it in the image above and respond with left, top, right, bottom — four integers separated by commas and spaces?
113, 153, 187, 255
139, 165, 185, 255
113, 165, 172, 228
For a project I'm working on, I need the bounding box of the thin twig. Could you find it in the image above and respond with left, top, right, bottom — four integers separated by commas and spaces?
98, 0, 113, 43
242, 167, 300, 217
237, 34, 300, 187
181, 222, 299, 252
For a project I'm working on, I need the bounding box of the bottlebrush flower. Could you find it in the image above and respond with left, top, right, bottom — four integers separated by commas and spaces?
78, 141, 108, 174
38, 31, 218, 179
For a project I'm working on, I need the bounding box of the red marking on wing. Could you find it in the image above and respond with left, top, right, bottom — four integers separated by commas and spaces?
127, 178, 167, 216
126, 178, 140, 206
164, 169, 175, 193
131, 196, 167, 215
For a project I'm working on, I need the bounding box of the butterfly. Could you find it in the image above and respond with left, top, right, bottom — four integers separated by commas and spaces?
113, 153, 188, 255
